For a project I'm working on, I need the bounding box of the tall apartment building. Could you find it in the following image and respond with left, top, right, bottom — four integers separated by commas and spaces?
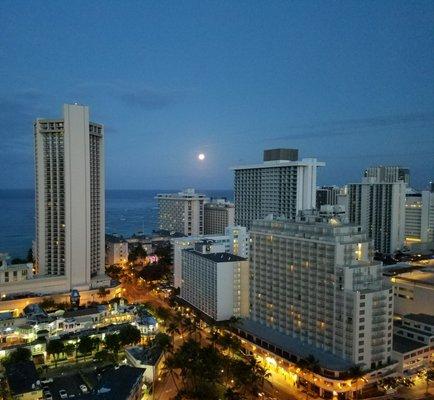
204, 199, 235, 235
364, 166, 410, 185
172, 225, 249, 289
316, 186, 341, 208
156, 189, 206, 236
247, 211, 393, 370
405, 190, 434, 244
34, 104, 105, 289
180, 243, 249, 321
348, 177, 406, 254
232, 149, 325, 229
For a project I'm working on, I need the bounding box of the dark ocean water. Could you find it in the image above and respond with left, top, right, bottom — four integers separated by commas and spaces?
0, 189, 233, 258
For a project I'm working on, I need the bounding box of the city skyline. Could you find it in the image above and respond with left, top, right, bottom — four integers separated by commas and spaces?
1, 1, 434, 190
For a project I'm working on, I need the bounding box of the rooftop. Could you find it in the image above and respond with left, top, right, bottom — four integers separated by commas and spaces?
404, 313, 434, 326
184, 249, 247, 263
391, 267, 434, 286
5, 361, 39, 395
393, 335, 427, 354
240, 319, 353, 371
126, 345, 162, 365
63, 306, 105, 319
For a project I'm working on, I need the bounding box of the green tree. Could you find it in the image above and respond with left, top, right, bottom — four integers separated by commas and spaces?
104, 333, 121, 360
94, 349, 114, 363
46, 339, 64, 367
419, 369, 434, 395
64, 343, 76, 358
77, 336, 94, 361
128, 245, 147, 263
3, 347, 32, 366
119, 324, 141, 346
166, 321, 181, 345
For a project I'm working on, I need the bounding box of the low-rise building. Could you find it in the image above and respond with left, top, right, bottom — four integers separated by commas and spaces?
392, 313, 434, 375
5, 360, 42, 400
0, 253, 33, 285
125, 345, 164, 384
387, 266, 434, 315
105, 237, 129, 265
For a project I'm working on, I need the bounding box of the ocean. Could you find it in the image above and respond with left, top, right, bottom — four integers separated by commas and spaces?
0, 189, 233, 258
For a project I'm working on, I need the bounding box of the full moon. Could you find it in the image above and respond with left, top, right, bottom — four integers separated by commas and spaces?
198, 153, 205, 161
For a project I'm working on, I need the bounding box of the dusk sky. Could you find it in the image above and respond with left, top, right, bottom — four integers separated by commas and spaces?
1, 1, 433, 190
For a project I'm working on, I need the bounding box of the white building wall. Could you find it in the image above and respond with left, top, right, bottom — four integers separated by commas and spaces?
34, 104, 104, 291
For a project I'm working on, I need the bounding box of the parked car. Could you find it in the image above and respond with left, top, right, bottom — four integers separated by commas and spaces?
80, 384, 88, 393
59, 389, 68, 399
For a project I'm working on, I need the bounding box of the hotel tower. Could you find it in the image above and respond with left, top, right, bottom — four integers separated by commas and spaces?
34, 104, 105, 289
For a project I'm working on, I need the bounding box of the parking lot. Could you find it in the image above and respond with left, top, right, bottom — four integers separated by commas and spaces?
42, 373, 89, 399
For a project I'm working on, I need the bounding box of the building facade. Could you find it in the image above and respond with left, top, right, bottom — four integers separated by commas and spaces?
348, 178, 406, 254
34, 104, 105, 289
156, 189, 206, 236
105, 239, 129, 265
316, 186, 341, 209
232, 149, 325, 229
204, 199, 235, 235
172, 226, 249, 289
0, 253, 33, 285
405, 190, 434, 244
393, 314, 434, 375
248, 212, 393, 369
180, 246, 249, 321
364, 166, 410, 185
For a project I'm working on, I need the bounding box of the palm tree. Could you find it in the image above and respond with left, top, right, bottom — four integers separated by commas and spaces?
166, 321, 181, 346
347, 365, 366, 400
162, 354, 180, 391
419, 369, 434, 395
296, 355, 320, 399
46, 339, 64, 367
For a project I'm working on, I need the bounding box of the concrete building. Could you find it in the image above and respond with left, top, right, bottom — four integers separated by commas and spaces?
387, 266, 434, 316
105, 237, 129, 265
180, 244, 249, 321
204, 199, 235, 235
392, 314, 434, 375
316, 186, 341, 209
156, 189, 207, 236
364, 166, 410, 185
246, 211, 393, 370
232, 149, 325, 229
34, 104, 105, 290
0, 253, 33, 284
348, 176, 406, 254
405, 190, 434, 244
172, 226, 249, 289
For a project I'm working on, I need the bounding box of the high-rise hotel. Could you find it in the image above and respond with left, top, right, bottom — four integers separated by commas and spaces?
232, 149, 325, 229
242, 210, 393, 371
34, 104, 105, 289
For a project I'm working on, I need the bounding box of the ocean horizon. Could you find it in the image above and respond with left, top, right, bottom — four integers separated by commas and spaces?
0, 189, 233, 258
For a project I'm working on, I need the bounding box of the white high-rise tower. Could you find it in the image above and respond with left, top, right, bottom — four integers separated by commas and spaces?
34, 104, 105, 289
232, 149, 325, 228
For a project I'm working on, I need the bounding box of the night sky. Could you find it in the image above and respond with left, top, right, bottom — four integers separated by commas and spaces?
1, 1, 433, 190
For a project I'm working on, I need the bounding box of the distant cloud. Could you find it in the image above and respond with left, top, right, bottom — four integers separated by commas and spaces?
119, 88, 181, 110
69, 81, 183, 111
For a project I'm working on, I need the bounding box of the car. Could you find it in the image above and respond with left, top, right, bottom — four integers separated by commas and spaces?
59, 389, 68, 399
44, 392, 53, 400
80, 384, 88, 393
41, 378, 53, 384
